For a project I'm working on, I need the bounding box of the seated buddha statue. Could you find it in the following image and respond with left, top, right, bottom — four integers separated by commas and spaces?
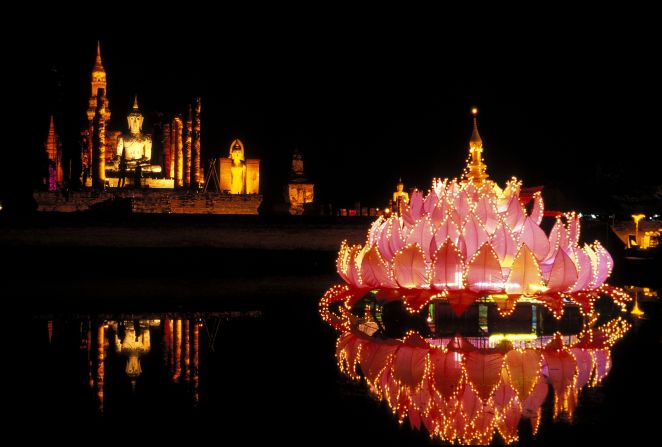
392, 178, 409, 215
229, 139, 247, 194
111, 96, 161, 176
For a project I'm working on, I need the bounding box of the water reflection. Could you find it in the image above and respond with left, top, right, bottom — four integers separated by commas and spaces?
41, 311, 260, 414
328, 295, 633, 445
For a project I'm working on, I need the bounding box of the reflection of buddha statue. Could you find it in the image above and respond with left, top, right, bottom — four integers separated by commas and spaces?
112, 96, 161, 176
392, 178, 409, 215
114, 320, 151, 388
229, 139, 247, 194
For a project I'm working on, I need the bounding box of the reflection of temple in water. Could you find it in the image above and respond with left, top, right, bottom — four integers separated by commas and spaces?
43, 311, 260, 414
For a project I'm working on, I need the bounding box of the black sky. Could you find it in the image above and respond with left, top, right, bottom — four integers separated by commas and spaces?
5, 7, 660, 213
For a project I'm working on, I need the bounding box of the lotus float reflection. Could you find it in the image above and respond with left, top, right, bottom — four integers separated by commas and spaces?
332, 315, 629, 444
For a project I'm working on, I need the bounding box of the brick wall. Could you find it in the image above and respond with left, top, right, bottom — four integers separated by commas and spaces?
34, 190, 262, 215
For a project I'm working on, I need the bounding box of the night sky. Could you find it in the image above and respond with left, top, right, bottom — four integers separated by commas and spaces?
6, 8, 659, 214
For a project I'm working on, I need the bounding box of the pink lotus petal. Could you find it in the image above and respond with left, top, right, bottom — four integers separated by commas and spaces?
474, 194, 499, 234
430, 198, 449, 227
492, 380, 516, 410
431, 216, 460, 253
430, 348, 464, 399
472, 404, 496, 444
543, 347, 577, 414
593, 349, 611, 384
431, 239, 465, 290
505, 349, 542, 402
409, 190, 424, 220
336, 332, 363, 376
463, 212, 490, 260
388, 218, 406, 257
522, 378, 548, 417
347, 245, 365, 287
410, 377, 432, 414
361, 246, 398, 288
393, 333, 429, 388
450, 208, 465, 232
544, 218, 563, 263
392, 243, 429, 289
529, 192, 544, 226
496, 399, 521, 444
491, 220, 518, 267
368, 217, 385, 248
423, 191, 438, 214
359, 339, 398, 383
454, 189, 472, 218
593, 243, 613, 287
465, 351, 504, 401
467, 243, 505, 293
461, 383, 481, 422
504, 195, 526, 232
378, 218, 395, 261
406, 218, 435, 261
546, 249, 579, 293
569, 248, 593, 292
519, 217, 550, 262
559, 218, 570, 251
570, 348, 593, 390
336, 241, 353, 284
506, 244, 543, 295
401, 208, 416, 226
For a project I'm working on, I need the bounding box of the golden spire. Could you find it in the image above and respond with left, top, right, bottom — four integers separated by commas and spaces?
466, 107, 489, 185
132, 95, 139, 111
470, 107, 482, 147
93, 41, 105, 72
45, 115, 57, 161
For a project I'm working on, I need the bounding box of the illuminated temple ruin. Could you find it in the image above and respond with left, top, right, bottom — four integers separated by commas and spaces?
35, 42, 263, 214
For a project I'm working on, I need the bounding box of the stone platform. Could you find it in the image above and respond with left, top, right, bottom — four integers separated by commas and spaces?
34, 190, 262, 214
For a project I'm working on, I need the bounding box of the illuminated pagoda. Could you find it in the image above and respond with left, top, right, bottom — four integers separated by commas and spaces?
322, 108, 630, 325
44, 115, 63, 191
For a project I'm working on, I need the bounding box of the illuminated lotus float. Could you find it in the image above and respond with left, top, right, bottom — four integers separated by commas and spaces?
321, 109, 630, 323
335, 317, 630, 445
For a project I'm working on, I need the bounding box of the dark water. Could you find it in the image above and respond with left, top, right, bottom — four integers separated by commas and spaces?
12, 248, 662, 444
21, 295, 659, 445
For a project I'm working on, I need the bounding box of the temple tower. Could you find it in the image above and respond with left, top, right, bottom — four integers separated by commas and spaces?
92, 89, 106, 190
192, 97, 202, 188
45, 115, 63, 190
465, 107, 489, 186
184, 105, 192, 188
174, 115, 184, 188
86, 42, 111, 178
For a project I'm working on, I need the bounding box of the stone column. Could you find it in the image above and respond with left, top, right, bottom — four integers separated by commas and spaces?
162, 122, 171, 179
169, 119, 176, 179
184, 105, 192, 188
174, 115, 184, 188
192, 97, 202, 188
92, 88, 106, 190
